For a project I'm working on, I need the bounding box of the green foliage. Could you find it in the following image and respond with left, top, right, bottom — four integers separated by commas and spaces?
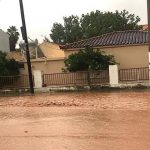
50, 10, 141, 44
50, 23, 65, 44
0, 51, 19, 76
63, 15, 82, 43
7, 26, 20, 51
64, 46, 116, 72
81, 10, 140, 38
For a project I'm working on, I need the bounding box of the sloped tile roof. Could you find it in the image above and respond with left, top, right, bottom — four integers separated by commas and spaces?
39, 42, 65, 58
7, 51, 25, 61
60, 30, 148, 50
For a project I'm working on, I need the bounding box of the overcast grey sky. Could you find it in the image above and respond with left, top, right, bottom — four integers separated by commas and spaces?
0, 0, 147, 42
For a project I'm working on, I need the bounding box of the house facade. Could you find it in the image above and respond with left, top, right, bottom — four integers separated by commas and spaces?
60, 30, 149, 69
19, 42, 65, 74
9, 31, 149, 76
0, 29, 10, 52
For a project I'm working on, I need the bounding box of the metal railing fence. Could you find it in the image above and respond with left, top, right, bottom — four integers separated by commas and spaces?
119, 67, 149, 81
43, 70, 109, 86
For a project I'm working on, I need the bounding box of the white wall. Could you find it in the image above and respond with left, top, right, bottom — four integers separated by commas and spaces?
33, 70, 43, 88
0, 29, 10, 52
109, 65, 119, 87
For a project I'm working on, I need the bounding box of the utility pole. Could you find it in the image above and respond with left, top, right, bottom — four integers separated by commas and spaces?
19, 0, 34, 94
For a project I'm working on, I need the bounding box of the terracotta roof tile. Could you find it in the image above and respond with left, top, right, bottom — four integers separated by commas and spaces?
60, 30, 148, 49
7, 52, 25, 61
39, 42, 65, 58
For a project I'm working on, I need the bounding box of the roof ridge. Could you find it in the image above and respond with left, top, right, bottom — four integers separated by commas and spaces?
64, 30, 148, 46
60, 30, 148, 49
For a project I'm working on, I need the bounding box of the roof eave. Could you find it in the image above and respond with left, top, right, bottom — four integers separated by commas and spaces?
62, 43, 149, 51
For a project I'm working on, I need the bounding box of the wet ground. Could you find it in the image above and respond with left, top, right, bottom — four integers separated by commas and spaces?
0, 91, 150, 150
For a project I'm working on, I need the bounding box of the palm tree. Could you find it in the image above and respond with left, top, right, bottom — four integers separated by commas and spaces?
7, 26, 20, 51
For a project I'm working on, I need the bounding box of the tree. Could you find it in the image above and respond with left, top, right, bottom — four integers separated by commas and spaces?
50, 23, 65, 44
0, 51, 19, 76
64, 46, 116, 72
50, 10, 141, 44
81, 10, 141, 38
50, 16, 82, 44
63, 15, 82, 43
7, 26, 20, 51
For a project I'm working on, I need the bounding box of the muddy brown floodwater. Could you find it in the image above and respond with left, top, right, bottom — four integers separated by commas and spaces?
0, 91, 150, 150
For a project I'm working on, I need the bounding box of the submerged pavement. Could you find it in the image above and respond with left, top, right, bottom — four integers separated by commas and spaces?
0, 91, 150, 150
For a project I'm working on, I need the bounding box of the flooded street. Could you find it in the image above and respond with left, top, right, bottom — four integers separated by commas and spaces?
0, 91, 150, 150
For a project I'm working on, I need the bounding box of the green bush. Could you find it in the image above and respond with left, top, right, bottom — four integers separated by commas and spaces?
0, 51, 19, 76
0, 51, 20, 87
64, 46, 116, 72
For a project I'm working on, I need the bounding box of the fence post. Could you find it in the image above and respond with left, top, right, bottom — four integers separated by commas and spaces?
109, 65, 119, 87
87, 71, 91, 88
33, 70, 43, 88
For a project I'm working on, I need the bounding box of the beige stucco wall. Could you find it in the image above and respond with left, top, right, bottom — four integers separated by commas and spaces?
20, 44, 149, 75
0, 29, 10, 52
20, 58, 65, 75
64, 45, 149, 69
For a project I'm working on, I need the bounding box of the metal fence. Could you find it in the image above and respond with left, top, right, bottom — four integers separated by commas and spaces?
119, 67, 149, 82
43, 70, 109, 86
88, 70, 109, 84
0, 75, 31, 89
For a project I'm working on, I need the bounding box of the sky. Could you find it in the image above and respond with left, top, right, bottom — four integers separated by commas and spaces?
0, 0, 147, 43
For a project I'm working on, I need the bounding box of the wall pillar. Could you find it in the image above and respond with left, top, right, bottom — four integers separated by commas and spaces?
33, 70, 43, 88
109, 65, 119, 87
